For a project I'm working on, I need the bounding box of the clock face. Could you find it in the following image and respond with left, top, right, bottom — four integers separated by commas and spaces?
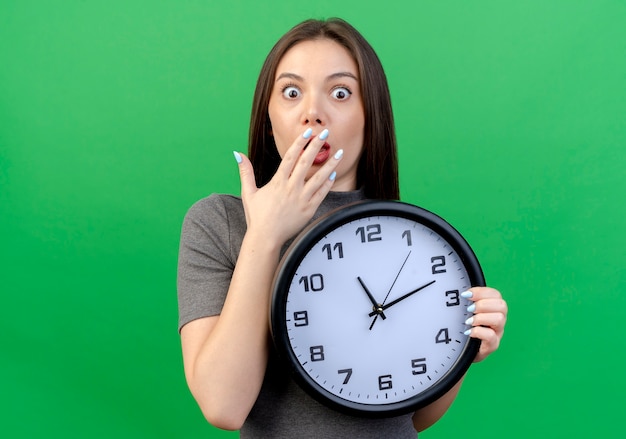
271, 201, 484, 417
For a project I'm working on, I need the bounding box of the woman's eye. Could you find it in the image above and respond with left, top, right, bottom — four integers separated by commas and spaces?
331, 87, 352, 100
282, 86, 301, 99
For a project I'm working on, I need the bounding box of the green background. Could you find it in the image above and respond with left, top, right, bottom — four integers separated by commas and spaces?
1, 0, 624, 437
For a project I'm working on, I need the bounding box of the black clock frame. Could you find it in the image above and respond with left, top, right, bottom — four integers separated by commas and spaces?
270, 200, 485, 418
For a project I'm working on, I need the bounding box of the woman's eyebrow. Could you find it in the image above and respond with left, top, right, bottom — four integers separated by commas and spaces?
327, 72, 358, 81
275, 72, 304, 82
275, 71, 359, 83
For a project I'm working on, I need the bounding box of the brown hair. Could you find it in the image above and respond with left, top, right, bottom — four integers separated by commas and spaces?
248, 18, 399, 200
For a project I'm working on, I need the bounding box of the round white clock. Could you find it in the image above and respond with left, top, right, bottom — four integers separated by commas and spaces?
270, 200, 484, 417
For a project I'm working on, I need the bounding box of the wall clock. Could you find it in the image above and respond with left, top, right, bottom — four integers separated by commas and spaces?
270, 200, 484, 417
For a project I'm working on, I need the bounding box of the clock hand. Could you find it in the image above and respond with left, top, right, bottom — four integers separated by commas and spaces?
379, 251, 412, 306
368, 280, 436, 316
369, 250, 412, 330
357, 276, 386, 320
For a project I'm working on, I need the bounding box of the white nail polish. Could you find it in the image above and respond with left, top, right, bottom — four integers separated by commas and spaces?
465, 317, 474, 325
460, 290, 473, 299
334, 149, 344, 160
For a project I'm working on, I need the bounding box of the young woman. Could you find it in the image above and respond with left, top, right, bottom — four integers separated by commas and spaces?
177, 18, 507, 438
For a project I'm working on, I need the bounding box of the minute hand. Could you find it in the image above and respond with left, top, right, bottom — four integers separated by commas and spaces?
369, 280, 436, 316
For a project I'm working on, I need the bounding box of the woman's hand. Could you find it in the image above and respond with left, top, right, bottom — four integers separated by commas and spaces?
234, 128, 343, 246
181, 129, 343, 429
413, 287, 507, 432
462, 287, 508, 362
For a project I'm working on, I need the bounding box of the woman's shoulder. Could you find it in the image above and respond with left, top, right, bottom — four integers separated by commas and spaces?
185, 193, 244, 220
181, 194, 246, 241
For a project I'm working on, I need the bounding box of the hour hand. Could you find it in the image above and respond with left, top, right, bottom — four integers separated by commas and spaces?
357, 276, 386, 320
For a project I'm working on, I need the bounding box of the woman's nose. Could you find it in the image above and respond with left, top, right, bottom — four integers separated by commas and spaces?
302, 94, 326, 126
305, 116, 323, 125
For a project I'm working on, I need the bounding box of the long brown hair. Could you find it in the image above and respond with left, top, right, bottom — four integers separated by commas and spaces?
248, 18, 399, 200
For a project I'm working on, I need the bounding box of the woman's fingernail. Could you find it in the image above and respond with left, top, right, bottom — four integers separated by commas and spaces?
467, 303, 476, 313
464, 328, 473, 336
319, 129, 329, 140
329, 171, 337, 181
334, 149, 344, 160
465, 317, 474, 325
460, 290, 473, 299
233, 151, 243, 164
303, 128, 313, 139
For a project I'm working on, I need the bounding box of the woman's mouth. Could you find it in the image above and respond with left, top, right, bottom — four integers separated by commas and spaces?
302, 140, 332, 165
313, 142, 331, 165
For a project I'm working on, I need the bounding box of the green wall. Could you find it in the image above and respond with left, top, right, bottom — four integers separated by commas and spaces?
1, 1, 624, 437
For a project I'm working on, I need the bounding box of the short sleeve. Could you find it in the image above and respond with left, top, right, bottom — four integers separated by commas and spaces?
176, 194, 246, 331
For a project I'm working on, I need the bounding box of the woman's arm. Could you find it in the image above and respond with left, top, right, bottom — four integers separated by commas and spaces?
412, 377, 465, 432
412, 286, 508, 432
180, 131, 343, 430
180, 230, 281, 430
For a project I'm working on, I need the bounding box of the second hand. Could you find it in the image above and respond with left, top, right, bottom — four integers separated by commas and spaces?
369, 250, 411, 330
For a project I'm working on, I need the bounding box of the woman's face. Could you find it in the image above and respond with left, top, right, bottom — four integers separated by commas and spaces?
268, 38, 365, 191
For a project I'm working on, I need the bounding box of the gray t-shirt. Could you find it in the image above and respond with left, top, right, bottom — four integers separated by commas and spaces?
177, 190, 417, 438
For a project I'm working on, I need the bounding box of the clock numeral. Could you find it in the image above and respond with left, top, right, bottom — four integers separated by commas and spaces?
411, 358, 427, 375
356, 224, 382, 243
435, 328, 452, 344
338, 368, 353, 385
322, 242, 344, 260
310, 345, 325, 362
293, 311, 309, 327
378, 374, 393, 390
431, 256, 446, 274
299, 274, 324, 292
445, 290, 460, 307
402, 230, 412, 246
